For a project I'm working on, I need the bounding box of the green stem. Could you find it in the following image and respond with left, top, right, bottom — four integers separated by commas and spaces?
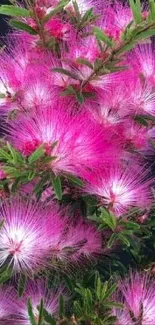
81, 21, 155, 91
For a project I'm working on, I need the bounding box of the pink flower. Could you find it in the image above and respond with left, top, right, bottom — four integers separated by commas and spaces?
57, 220, 101, 261
116, 272, 155, 324
127, 80, 155, 116
85, 165, 152, 217
45, 18, 72, 41
0, 197, 101, 274
0, 197, 54, 275
12, 280, 63, 324
129, 45, 155, 86
7, 107, 118, 177
0, 286, 17, 324
120, 120, 150, 151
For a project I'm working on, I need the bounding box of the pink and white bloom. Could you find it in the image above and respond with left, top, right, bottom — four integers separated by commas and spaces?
0, 286, 17, 324
0, 197, 101, 274
0, 197, 54, 275
129, 45, 155, 86
85, 165, 152, 217
7, 107, 119, 177
117, 272, 155, 324
13, 280, 63, 324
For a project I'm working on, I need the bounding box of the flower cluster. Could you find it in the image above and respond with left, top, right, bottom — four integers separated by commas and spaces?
0, 0, 155, 323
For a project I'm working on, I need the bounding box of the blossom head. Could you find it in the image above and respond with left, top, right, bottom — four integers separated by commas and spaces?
7, 107, 118, 177
13, 280, 63, 324
0, 197, 54, 275
116, 272, 155, 324
85, 165, 152, 217
0, 286, 17, 324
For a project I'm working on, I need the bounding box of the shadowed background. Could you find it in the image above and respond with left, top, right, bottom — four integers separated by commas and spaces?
0, 0, 10, 35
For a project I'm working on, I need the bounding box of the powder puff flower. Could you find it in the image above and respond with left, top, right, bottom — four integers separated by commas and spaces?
0, 286, 17, 324
0, 197, 57, 275
18, 77, 54, 110
117, 272, 155, 324
13, 280, 63, 324
90, 85, 130, 127
112, 301, 132, 325
98, 3, 132, 41
45, 18, 72, 41
129, 45, 155, 86
65, 0, 97, 14
57, 220, 101, 261
85, 165, 152, 217
7, 107, 119, 177
121, 120, 150, 152
128, 81, 155, 116
0, 197, 102, 274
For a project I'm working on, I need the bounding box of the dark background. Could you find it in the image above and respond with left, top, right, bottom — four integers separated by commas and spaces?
0, 0, 147, 36
0, 0, 10, 35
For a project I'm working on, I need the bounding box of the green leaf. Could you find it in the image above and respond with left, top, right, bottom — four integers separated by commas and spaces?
103, 283, 117, 301
27, 298, 37, 325
100, 208, 117, 230
0, 266, 13, 285
37, 299, 44, 325
43, 308, 56, 324
134, 29, 155, 41
7, 142, 24, 164
129, 0, 142, 24
116, 42, 136, 55
125, 221, 140, 230
93, 27, 113, 47
76, 91, 84, 104
0, 5, 30, 17
85, 288, 93, 310
52, 68, 80, 80
59, 295, 65, 318
0, 93, 5, 98
0, 219, 4, 231
28, 145, 45, 164
80, 8, 93, 26
51, 175, 62, 200
149, 0, 155, 21
34, 174, 49, 195
67, 174, 83, 186
0, 148, 11, 161
103, 301, 124, 309
18, 273, 26, 297
43, 0, 70, 23
96, 276, 103, 300
134, 115, 148, 126
73, 1, 81, 21
76, 58, 93, 69
101, 281, 108, 300
107, 233, 118, 248
73, 301, 83, 317
10, 20, 38, 35
118, 233, 131, 246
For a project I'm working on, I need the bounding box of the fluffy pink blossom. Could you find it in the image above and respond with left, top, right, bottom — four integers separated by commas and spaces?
7, 107, 119, 176
89, 85, 130, 127
0, 197, 101, 274
115, 272, 155, 324
0, 197, 55, 275
85, 165, 152, 217
129, 45, 155, 86
120, 120, 150, 152
45, 18, 72, 41
98, 3, 132, 41
0, 286, 17, 324
127, 80, 155, 116
13, 280, 63, 324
